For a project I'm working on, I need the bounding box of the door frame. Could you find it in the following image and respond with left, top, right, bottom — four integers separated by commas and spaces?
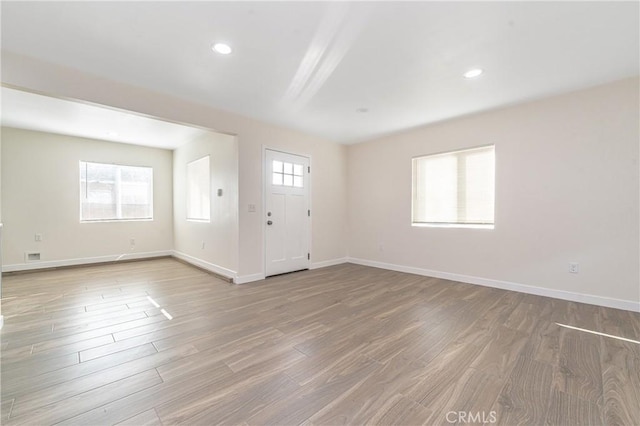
262, 146, 312, 277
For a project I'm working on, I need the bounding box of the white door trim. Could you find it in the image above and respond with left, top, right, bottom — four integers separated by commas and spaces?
262, 146, 312, 277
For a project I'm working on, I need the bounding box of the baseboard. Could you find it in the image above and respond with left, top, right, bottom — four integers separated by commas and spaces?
347, 257, 640, 313
235, 273, 265, 284
171, 251, 236, 282
2, 251, 174, 273
310, 257, 349, 270
0, 315, 4, 330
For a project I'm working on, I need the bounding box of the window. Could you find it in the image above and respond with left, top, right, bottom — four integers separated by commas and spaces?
80, 161, 153, 222
412, 145, 495, 228
272, 160, 304, 188
187, 156, 210, 222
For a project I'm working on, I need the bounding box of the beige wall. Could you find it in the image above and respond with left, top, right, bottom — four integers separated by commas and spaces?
348, 77, 640, 308
1, 127, 174, 269
1, 52, 349, 281
3, 52, 635, 310
173, 131, 239, 277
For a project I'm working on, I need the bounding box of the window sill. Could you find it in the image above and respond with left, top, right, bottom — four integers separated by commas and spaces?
80, 218, 154, 223
412, 223, 494, 230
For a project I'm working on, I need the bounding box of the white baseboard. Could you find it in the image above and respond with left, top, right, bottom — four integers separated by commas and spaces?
235, 273, 266, 284
236, 258, 348, 284
348, 257, 640, 313
0, 315, 4, 330
310, 257, 349, 270
171, 251, 236, 281
2, 251, 174, 273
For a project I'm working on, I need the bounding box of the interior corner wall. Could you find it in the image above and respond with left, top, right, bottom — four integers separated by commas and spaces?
0, 127, 174, 270
1, 52, 349, 281
0, 134, 3, 222
1, 134, 2, 326
347, 77, 640, 310
172, 131, 239, 278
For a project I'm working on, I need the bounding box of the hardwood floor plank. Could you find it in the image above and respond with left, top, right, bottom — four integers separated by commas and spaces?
9, 344, 195, 416
1, 398, 14, 422
163, 373, 300, 425
553, 332, 603, 404
544, 389, 602, 426
400, 338, 484, 407
2, 341, 178, 401
58, 362, 235, 426
600, 337, 640, 425
363, 393, 433, 426
114, 408, 163, 426
302, 353, 435, 425
492, 355, 553, 425
28, 334, 115, 359
425, 367, 504, 425
79, 338, 158, 363
7, 369, 163, 425
245, 355, 380, 426
2, 351, 79, 380
2, 258, 638, 426
469, 325, 528, 380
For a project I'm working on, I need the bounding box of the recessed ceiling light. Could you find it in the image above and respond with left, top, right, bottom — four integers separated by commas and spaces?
212, 43, 232, 55
464, 68, 483, 79
356, 107, 369, 113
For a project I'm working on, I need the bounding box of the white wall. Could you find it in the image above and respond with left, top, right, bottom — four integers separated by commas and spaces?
1, 52, 349, 281
1, 127, 174, 269
173, 131, 239, 278
348, 77, 640, 310
5, 52, 634, 311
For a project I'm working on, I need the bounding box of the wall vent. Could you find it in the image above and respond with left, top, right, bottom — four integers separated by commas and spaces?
25, 252, 41, 262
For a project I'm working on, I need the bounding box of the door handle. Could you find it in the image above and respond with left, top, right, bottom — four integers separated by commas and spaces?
267, 220, 273, 225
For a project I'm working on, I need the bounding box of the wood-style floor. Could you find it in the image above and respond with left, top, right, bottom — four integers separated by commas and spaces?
1, 258, 639, 425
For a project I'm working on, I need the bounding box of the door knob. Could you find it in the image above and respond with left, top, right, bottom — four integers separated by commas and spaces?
267, 220, 273, 225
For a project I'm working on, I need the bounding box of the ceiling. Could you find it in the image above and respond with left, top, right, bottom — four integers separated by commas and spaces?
1, 1, 638, 145
1, 87, 212, 150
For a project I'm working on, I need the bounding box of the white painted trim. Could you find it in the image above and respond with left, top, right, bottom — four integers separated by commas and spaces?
310, 258, 348, 270
171, 251, 236, 281
348, 257, 640, 313
262, 146, 312, 278
2, 251, 173, 273
235, 273, 266, 284
0, 315, 4, 330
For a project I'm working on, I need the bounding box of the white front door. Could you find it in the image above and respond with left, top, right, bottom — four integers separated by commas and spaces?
265, 149, 310, 277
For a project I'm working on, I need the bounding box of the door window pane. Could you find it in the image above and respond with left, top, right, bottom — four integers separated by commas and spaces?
273, 161, 305, 188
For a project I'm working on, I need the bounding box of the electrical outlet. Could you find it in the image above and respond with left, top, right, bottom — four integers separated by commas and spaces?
201, 241, 206, 249
248, 204, 256, 213
569, 262, 579, 274
34, 233, 42, 242
130, 238, 135, 246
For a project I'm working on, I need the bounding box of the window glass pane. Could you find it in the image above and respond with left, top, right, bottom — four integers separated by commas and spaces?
80, 161, 153, 221
273, 160, 283, 173
187, 156, 210, 221
283, 174, 293, 186
293, 176, 303, 188
272, 172, 283, 185
417, 155, 457, 223
283, 162, 293, 175
412, 145, 494, 226
464, 149, 495, 223
293, 164, 303, 176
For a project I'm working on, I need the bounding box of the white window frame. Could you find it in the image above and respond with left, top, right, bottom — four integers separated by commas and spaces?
412, 145, 495, 229
186, 155, 211, 222
79, 161, 154, 223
